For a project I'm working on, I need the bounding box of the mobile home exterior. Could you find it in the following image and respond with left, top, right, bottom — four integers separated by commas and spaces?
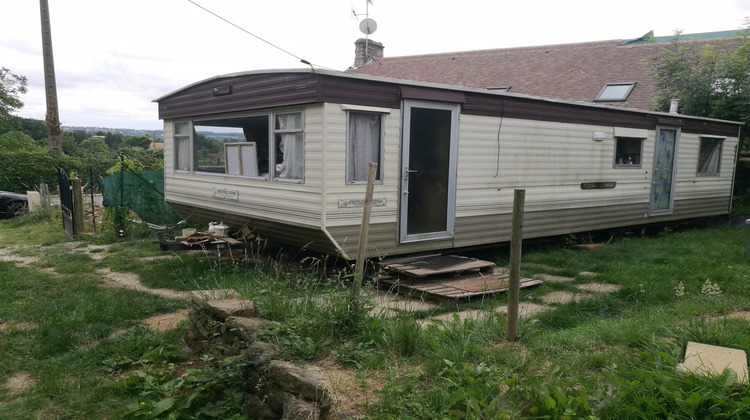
155, 69, 741, 259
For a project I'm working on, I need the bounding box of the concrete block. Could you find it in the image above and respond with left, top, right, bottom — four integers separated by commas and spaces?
27, 191, 41, 212
677, 341, 748, 384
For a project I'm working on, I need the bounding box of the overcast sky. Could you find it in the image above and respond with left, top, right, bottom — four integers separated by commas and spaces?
3, 0, 749, 131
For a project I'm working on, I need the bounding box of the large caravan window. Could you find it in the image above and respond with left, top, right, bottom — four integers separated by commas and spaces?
193, 116, 270, 177
697, 137, 723, 176
346, 112, 383, 183
614, 137, 643, 168
172, 111, 303, 182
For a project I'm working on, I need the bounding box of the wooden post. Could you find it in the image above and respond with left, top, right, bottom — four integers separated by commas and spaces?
352, 162, 378, 300
507, 189, 526, 342
39, 0, 63, 154
72, 178, 84, 235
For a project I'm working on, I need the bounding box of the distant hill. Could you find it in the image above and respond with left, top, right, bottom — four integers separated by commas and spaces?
63, 126, 163, 140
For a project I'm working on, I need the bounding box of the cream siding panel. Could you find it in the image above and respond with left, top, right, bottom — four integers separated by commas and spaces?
321, 103, 401, 228
162, 122, 175, 173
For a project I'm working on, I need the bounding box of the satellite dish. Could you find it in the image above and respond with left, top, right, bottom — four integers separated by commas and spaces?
359, 18, 377, 35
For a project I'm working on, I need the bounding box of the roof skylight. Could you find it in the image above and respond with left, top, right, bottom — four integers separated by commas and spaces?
594, 83, 636, 102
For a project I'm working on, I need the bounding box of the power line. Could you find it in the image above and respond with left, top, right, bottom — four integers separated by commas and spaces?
186, 0, 336, 70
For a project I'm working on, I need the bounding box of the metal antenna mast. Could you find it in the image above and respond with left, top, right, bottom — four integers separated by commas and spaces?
39, 0, 62, 154
353, 0, 378, 65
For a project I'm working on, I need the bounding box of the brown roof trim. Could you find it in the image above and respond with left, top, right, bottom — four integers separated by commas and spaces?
155, 69, 741, 136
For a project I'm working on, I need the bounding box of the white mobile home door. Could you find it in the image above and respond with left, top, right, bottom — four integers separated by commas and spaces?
650, 126, 679, 214
399, 100, 459, 243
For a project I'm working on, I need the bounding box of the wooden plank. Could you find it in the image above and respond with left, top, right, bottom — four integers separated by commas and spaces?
384, 259, 496, 278
377, 273, 542, 302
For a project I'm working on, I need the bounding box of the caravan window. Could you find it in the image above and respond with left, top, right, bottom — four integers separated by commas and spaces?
172, 111, 304, 182
192, 116, 270, 177
697, 137, 723, 176
274, 112, 304, 181
614, 137, 643, 168
346, 112, 384, 183
174, 122, 192, 171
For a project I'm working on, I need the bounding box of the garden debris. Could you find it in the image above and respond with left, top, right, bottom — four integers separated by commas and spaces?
156, 231, 245, 251
677, 341, 748, 384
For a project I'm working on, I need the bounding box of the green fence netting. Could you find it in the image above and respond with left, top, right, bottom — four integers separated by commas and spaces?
101, 169, 182, 226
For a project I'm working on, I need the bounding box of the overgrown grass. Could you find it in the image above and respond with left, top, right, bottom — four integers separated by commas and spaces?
2, 214, 750, 418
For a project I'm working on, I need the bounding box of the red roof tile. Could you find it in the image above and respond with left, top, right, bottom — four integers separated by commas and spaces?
347, 36, 737, 111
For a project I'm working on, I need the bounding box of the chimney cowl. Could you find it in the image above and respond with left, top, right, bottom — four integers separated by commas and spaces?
669, 99, 680, 114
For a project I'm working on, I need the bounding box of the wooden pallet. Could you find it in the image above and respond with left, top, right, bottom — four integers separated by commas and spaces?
381, 254, 496, 278
378, 272, 543, 301
378, 254, 542, 301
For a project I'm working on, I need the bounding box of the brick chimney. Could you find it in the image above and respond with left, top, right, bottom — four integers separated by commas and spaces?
353, 38, 384, 68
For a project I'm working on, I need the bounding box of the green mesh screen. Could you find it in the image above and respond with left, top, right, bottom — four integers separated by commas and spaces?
101, 169, 182, 226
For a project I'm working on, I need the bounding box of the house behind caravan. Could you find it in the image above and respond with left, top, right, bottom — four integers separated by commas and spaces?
154, 69, 741, 259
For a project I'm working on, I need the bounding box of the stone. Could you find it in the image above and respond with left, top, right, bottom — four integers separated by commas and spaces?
575, 283, 621, 293
267, 361, 333, 406
495, 302, 549, 317
227, 316, 266, 342
534, 274, 575, 283
281, 394, 320, 420
197, 298, 255, 318
243, 393, 280, 420
676, 341, 748, 384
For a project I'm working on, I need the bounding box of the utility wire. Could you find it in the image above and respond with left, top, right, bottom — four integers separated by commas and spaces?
187, 0, 336, 70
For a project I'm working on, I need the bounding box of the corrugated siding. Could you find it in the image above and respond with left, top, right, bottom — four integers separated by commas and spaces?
328, 113, 737, 258
321, 103, 401, 227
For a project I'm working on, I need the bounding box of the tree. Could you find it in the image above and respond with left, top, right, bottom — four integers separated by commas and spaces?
104, 132, 124, 150
121, 135, 153, 150
0, 67, 28, 132
648, 21, 750, 149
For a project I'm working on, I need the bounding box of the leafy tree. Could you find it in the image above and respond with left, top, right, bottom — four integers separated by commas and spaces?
121, 134, 153, 150
104, 132, 124, 150
20, 118, 47, 140
79, 137, 113, 157
0, 67, 28, 132
0, 131, 43, 152
649, 21, 750, 149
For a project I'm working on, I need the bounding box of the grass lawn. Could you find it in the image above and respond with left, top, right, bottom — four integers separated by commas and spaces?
1, 209, 750, 419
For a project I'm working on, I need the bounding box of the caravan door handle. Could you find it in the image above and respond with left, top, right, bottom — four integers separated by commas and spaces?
403, 167, 417, 182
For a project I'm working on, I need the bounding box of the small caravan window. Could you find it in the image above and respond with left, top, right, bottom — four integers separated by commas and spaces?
174, 122, 192, 171
697, 137, 723, 176
614, 137, 643, 168
274, 112, 304, 181
347, 112, 384, 183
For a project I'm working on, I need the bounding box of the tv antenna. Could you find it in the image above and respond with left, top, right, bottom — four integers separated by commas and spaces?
352, 1, 377, 36
352, 1, 378, 65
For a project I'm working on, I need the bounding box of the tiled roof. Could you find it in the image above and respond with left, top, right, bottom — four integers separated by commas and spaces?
348, 33, 742, 111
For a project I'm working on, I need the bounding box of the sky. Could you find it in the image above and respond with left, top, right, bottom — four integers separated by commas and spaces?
2, 0, 749, 131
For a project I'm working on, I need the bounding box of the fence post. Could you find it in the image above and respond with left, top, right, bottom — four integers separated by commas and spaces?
352, 162, 378, 300
507, 189, 526, 342
72, 178, 84, 235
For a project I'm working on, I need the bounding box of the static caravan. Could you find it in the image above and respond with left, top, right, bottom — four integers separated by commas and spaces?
154, 69, 741, 260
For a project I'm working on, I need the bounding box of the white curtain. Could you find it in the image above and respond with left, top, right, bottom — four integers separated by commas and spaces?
348, 113, 381, 181
175, 137, 190, 171
275, 114, 303, 179
699, 140, 722, 174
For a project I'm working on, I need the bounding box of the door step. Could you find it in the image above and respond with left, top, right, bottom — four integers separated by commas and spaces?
377, 254, 542, 301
